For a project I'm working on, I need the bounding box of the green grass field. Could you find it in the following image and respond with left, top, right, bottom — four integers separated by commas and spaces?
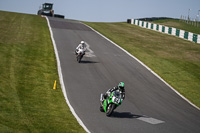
84, 21, 200, 108
0, 11, 85, 132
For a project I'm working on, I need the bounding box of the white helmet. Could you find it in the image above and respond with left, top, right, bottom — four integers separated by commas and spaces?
81, 41, 85, 44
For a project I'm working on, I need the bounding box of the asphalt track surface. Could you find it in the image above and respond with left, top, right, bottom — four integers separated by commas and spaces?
48, 17, 200, 133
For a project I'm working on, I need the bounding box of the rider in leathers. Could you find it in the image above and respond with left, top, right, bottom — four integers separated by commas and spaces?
104, 82, 125, 101
75, 41, 86, 55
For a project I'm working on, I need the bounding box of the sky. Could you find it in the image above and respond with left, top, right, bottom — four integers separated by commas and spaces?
0, 0, 200, 22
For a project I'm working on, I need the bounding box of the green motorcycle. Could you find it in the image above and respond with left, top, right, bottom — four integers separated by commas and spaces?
100, 90, 123, 117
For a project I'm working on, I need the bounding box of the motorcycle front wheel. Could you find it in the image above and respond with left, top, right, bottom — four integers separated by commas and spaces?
77, 55, 81, 63
106, 104, 116, 117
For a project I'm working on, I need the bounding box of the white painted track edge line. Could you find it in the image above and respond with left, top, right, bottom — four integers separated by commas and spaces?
45, 17, 91, 133
82, 22, 200, 111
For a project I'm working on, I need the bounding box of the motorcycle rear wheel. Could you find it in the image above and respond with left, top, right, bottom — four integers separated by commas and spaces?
100, 105, 104, 112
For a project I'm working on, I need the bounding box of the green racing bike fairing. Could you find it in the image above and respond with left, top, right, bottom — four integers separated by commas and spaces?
100, 90, 123, 116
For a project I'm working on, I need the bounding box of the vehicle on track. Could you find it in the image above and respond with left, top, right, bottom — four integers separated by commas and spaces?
37, 3, 65, 18
100, 90, 123, 116
37, 3, 54, 17
76, 48, 85, 63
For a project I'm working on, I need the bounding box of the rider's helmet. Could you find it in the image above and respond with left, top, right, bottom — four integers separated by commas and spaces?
81, 41, 85, 47
118, 82, 125, 91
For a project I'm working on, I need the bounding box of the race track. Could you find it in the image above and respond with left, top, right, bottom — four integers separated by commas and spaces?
47, 17, 200, 133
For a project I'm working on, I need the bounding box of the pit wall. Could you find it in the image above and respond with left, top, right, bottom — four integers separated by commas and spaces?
127, 19, 200, 44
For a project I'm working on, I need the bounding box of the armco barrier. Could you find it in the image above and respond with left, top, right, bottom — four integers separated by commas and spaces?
128, 19, 200, 44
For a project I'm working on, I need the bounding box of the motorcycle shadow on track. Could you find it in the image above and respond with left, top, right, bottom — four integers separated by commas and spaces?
110, 112, 144, 119
79, 60, 99, 64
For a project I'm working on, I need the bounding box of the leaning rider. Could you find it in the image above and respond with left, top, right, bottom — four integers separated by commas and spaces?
75, 41, 86, 55
104, 82, 125, 101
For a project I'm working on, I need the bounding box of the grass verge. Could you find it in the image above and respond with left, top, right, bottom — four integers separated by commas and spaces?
0, 11, 85, 132
84, 21, 200, 108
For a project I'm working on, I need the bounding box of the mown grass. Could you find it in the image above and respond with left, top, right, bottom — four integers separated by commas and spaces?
0, 11, 85, 132
84, 21, 200, 108
152, 19, 200, 34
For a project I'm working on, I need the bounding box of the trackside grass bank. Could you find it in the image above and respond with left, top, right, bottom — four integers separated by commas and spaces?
0, 11, 85, 132
84, 22, 200, 108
